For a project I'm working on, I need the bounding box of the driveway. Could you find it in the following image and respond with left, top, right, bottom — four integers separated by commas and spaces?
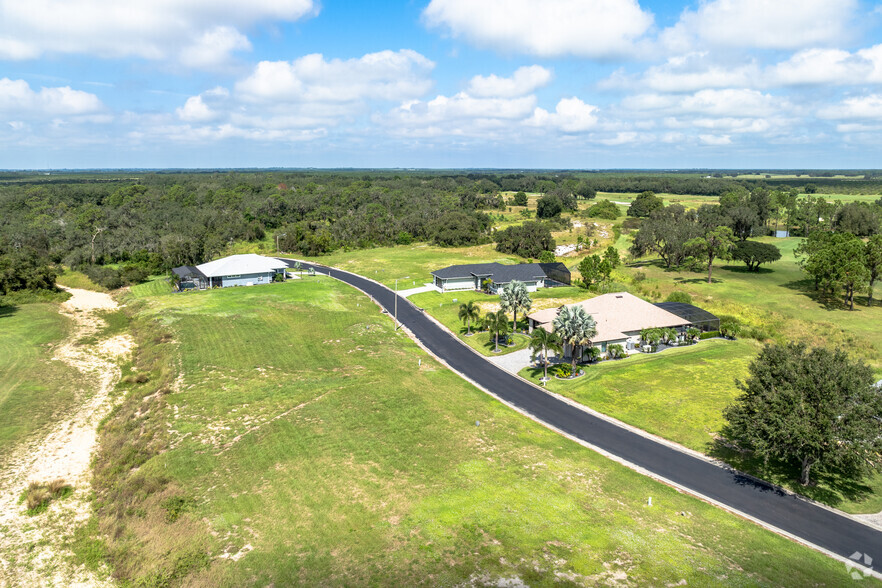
485, 347, 534, 373
397, 284, 438, 298
283, 258, 882, 575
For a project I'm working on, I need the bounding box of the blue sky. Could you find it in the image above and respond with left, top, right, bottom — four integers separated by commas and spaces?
3, 0, 882, 169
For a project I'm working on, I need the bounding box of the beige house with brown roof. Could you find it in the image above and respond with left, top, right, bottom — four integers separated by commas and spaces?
527, 292, 692, 357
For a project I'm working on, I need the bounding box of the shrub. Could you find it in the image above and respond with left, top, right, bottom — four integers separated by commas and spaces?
743, 326, 769, 341
584, 347, 602, 362
512, 191, 528, 206
621, 217, 642, 232
719, 315, 742, 338
556, 363, 573, 378
24, 479, 72, 514
395, 231, 414, 245
640, 327, 663, 346
665, 291, 692, 304
584, 200, 620, 220
607, 344, 625, 359
161, 495, 195, 523
699, 330, 721, 340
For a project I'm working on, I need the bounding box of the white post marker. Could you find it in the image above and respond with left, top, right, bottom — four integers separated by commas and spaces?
648, 497, 652, 506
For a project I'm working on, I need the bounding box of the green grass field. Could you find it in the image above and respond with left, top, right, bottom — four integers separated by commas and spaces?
0, 304, 81, 453
128, 275, 173, 298
299, 243, 523, 288
519, 339, 757, 453
83, 277, 866, 585
629, 236, 882, 372
55, 268, 106, 292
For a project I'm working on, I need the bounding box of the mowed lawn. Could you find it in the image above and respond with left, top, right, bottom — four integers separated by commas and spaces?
0, 303, 81, 453
121, 278, 859, 586
298, 243, 522, 288
520, 339, 757, 453
629, 237, 882, 372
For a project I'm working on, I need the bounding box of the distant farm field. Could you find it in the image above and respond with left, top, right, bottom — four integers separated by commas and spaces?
84, 277, 858, 585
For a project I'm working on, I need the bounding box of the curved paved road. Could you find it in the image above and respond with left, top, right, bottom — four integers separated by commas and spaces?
289, 260, 881, 573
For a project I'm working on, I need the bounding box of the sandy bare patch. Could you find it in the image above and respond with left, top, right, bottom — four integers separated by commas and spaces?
0, 287, 133, 586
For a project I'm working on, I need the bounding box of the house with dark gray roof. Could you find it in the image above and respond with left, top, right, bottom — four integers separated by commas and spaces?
431, 262, 570, 293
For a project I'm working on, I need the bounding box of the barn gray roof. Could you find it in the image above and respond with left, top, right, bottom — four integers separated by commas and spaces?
431, 262, 569, 284
172, 265, 205, 279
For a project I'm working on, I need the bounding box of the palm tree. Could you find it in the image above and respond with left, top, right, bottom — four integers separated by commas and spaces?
500, 280, 533, 333
483, 310, 510, 353
552, 305, 597, 375
512, 281, 532, 332
499, 284, 515, 329
529, 328, 562, 382
458, 300, 480, 335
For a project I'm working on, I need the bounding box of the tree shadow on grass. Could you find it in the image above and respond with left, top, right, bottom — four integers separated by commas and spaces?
675, 276, 726, 285
708, 437, 876, 508
779, 278, 859, 312
718, 264, 775, 275
0, 305, 17, 319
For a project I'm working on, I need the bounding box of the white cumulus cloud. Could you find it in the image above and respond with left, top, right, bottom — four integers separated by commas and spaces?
235, 50, 435, 103
623, 88, 784, 118
699, 134, 732, 145
0, 0, 317, 68
527, 97, 598, 132
423, 0, 654, 58
818, 94, 882, 120
600, 53, 760, 92
466, 66, 552, 98
662, 0, 857, 52
179, 26, 252, 70
0, 78, 104, 116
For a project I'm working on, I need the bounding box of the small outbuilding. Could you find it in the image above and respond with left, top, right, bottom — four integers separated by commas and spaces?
173, 254, 289, 289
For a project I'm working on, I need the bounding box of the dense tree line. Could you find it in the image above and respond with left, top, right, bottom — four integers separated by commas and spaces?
0, 172, 517, 289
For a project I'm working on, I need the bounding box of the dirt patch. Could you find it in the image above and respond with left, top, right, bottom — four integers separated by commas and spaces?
0, 287, 133, 586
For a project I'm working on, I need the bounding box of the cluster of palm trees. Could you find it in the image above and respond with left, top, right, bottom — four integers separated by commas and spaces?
529, 305, 599, 381
639, 326, 701, 351
458, 280, 535, 353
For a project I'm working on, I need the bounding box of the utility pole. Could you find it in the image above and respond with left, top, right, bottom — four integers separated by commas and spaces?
275, 233, 286, 253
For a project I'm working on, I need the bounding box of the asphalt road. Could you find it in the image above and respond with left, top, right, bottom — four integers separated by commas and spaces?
287, 260, 882, 572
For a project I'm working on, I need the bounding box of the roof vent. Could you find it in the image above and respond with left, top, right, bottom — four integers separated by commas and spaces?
615, 295, 623, 298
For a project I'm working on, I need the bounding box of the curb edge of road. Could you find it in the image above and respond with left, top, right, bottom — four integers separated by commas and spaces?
289, 258, 881, 580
